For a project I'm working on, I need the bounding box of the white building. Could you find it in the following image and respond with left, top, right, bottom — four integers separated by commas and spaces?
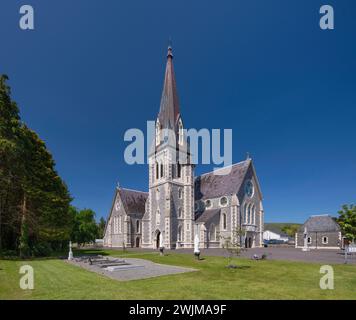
263, 230, 289, 242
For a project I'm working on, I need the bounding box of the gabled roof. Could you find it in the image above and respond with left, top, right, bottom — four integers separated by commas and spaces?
196, 209, 221, 223
118, 188, 148, 215
158, 46, 180, 130
194, 159, 251, 201
300, 215, 340, 232
104, 187, 148, 236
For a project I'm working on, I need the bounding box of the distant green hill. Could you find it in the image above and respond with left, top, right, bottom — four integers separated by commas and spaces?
264, 223, 302, 238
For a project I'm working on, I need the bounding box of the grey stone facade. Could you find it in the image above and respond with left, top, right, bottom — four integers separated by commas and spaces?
104, 47, 264, 249
103, 188, 147, 248
194, 161, 264, 249
295, 215, 342, 249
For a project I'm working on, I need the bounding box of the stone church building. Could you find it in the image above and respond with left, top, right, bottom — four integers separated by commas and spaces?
295, 215, 342, 249
103, 47, 264, 249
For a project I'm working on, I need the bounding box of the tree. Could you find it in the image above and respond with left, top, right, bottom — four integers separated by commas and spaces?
0, 75, 72, 255
0, 75, 23, 252
20, 125, 72, 248
220, 228, 246, 268
338, 204, 356, 243
97, 217, 106, 239
281, 224, 300, 238
71, 207, 98, 246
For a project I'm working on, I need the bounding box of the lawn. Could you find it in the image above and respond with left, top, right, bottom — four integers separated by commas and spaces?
0, 249, 355, 300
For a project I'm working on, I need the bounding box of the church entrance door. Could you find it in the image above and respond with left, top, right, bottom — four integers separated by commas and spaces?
156, 231, 161, 249
245, 235, 252, 248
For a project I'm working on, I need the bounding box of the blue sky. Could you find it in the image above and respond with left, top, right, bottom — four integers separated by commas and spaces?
0, 0, 355, 223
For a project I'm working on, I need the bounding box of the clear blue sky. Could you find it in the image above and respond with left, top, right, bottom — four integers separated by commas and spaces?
1, 0, 355, 223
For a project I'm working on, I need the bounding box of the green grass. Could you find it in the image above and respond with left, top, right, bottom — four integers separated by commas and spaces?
0, 249, 355, 300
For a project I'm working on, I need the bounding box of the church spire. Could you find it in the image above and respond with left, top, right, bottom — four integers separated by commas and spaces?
158, 45, 180, 130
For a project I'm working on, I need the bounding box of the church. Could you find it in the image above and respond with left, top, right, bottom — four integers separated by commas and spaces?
103, 46, 264, 249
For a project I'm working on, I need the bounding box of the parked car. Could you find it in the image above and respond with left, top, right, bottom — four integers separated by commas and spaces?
265, 239, 286, 245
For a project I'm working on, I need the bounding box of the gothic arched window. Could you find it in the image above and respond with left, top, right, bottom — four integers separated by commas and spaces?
177, 162, 181, 178
113, 217, 117, 234
178, 188, 183, 199
209, 224, 216, 241
156, 162, 159, 180
136, 220, 140, 233
178, 207, 182, 218
178, 225, 182, 241
247, 204, 252, 224
244, 203, 249, 224
160, 162, 164, 178
222, 213, 227, 230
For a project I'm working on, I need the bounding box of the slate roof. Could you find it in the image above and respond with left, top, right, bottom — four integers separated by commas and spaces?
299, 215, 340, 232
196, 209, 221, 223
194, 159, 251, 200
118, 188, 148, 215
158, 46, 180, 130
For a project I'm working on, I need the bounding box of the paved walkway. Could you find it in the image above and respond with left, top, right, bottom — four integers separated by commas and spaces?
120, 247, 356, 265
67, 257, 196, 281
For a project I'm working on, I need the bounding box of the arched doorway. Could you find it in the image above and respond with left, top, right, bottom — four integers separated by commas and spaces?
245, 236, 252, 248
135, 237, 140, 248
155, 231, 161, 249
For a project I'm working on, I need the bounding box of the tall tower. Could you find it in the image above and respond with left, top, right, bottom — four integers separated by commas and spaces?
142, 46, 195, 249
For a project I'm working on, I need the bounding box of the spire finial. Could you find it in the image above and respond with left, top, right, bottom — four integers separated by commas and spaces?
246, 152, 251, 160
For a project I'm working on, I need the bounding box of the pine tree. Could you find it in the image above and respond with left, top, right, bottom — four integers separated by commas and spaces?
1, 74, 72, 255
0, 75, 23, 251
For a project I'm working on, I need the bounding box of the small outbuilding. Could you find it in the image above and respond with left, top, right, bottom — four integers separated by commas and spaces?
295, 215, 342, 249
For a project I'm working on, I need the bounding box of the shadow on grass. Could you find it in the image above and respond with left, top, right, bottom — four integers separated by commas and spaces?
225, 265, 251, 270
74, 249, 110, 256
0, 248, 114, 261
0, 254, 65, 261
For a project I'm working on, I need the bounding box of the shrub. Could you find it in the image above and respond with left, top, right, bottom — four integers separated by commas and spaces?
31, 242, 53, 257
